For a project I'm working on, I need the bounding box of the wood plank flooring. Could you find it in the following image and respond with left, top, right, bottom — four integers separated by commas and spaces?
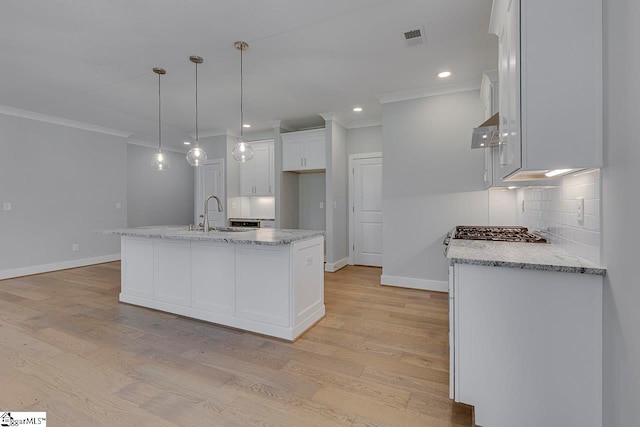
0, 262, 472, 426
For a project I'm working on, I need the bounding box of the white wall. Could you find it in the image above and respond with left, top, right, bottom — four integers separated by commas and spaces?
602, 0, 640, 424
325, 119, 349, 268
0, 114, 126, 277
381, 90, 488, 290
516, 169, 601, 265
298, 173, 326, 230
126, 144, 194, 228
347, 125, 383, 155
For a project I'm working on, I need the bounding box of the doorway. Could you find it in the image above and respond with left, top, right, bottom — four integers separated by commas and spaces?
195, 159, 225, 227
349, 152, 382, 267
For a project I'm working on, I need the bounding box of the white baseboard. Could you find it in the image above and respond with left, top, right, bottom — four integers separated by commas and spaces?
325, 257, 350, 272
380, 274, 448, 292
0, 254, 121, 280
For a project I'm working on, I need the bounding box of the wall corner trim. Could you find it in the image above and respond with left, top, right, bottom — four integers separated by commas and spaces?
380, 274, 448, 292
0, 254, 121, 280
0, 105, 132, 138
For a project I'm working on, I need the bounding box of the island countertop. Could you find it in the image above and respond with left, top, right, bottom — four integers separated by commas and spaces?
446, 238, 606, 275
101, 225, 324, 246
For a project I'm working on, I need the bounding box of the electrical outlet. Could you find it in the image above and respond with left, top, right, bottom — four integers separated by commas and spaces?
3, 202, 11, 211
577, 197, 584, 222
319, 202, 324, 209
521, 200, 525, 213
72, 243, 79, 252
115, 202, 122, 209
306, 256, 313, 266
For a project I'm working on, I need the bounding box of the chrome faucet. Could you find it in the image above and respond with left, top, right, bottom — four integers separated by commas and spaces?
203, 195, 224, 233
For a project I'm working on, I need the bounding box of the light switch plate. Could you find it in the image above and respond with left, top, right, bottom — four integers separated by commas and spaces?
3, 202, 11, 211
115, 202, 122, 210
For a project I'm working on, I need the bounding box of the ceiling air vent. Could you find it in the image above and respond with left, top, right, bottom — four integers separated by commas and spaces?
403, 27, 425, 47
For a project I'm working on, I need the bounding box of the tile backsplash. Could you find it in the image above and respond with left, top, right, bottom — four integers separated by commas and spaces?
516, 169, 601, 265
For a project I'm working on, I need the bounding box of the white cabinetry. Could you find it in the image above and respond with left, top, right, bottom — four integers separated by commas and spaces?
155, 240, 191, 307
452, 263, 602, 426
240, 140, 274, 196
490, 0, 602, 180
191, 242, 235, 315
282, 129, 326, 172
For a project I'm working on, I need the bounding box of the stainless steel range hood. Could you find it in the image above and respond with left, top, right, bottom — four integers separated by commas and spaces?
471, 113, 500, 149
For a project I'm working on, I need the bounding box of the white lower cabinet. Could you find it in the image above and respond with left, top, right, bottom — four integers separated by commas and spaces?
191, 242, 235, 315
452, 263, 603, 427
154, 240, 191, 307
236, 245, 290, 327
119, 235, 325, 340
121, 237, 154, 299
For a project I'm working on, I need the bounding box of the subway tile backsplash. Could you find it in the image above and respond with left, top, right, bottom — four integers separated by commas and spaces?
517, 169, 601, 265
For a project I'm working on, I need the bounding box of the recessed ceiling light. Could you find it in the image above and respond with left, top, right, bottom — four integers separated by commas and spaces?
438, 71, 451, 78
243, 124, 251, 128
353, 107, 363, 112
183, 141, 191, 145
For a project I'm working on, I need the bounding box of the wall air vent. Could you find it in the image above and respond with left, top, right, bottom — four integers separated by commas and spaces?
403, 27, 425, 47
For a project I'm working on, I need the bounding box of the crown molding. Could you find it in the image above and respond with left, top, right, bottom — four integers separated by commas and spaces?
0, 105, 132, 138
270, 120, 297, 132
377, 79, 482, 104
319, 112, 347, 129
344, 118, 382, 129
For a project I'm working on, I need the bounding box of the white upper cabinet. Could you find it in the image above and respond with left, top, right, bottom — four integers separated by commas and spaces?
240, 140, 274, 196
281, 128, 326, 172
490, 0, 602, 180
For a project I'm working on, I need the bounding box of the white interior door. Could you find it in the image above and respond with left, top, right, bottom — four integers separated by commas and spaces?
195, 159, 225, 227
352, 156, 382, 267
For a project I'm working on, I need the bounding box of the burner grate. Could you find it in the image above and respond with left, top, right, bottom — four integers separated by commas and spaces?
454, 226, 547, 243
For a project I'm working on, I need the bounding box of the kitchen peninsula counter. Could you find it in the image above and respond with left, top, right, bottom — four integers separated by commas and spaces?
103, 226, 325, 341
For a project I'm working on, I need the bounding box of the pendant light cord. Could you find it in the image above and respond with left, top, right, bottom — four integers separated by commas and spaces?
240, 46, 244, 140
158, 72, 162, 151
195, 62, 199, 144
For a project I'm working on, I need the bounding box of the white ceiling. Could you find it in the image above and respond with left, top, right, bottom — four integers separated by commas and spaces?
0, 0, 497, 151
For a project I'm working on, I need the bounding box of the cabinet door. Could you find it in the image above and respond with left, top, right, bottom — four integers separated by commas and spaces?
191, 242, 235, 315
239, 161, 255, 196
302, 131, 326, 170
121, 237, 154, 299
282, 138, 303, 171
253, 144, 271, 195
154, 240, 191, 307
268, 145, 275, 195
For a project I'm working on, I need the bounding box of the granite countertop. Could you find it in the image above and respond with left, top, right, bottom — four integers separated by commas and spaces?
446, 238, 606, 275
100, 225, 324, 246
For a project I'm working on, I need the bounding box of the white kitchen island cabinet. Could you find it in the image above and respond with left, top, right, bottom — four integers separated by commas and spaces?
111, 226, 325, 341
447, 239, 605, 427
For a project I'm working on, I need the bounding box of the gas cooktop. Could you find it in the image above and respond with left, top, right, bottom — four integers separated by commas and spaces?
454, 226, 548, 243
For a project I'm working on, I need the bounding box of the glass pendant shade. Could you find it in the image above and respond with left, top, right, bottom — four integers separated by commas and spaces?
152, 67, 169, 171
152, 150, 170, 170
186, 146, 207, 166
187, 55, 207, 167
232, 138, 254, 162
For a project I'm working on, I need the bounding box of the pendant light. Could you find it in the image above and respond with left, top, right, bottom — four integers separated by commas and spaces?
232, 41, 254, 162
186, 55, 208, 166
151, 67, 170, 171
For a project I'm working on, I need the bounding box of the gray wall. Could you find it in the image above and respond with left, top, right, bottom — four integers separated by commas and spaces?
0, 114, 126, 273
602, 0, 640, 424
126, 144, 194, 228
298, 173, 326, 230
381, 90, 488, 287
347, 125, 383, 155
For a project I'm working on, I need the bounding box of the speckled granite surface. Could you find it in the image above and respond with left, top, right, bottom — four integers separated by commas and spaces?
446, 239, 606, 275
100, 226, 324, 246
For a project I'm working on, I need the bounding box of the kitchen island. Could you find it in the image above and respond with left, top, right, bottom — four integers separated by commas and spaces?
103, 226, 325, 341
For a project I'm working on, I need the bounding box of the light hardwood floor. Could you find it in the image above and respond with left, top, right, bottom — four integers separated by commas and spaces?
0, 262, 472, 426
